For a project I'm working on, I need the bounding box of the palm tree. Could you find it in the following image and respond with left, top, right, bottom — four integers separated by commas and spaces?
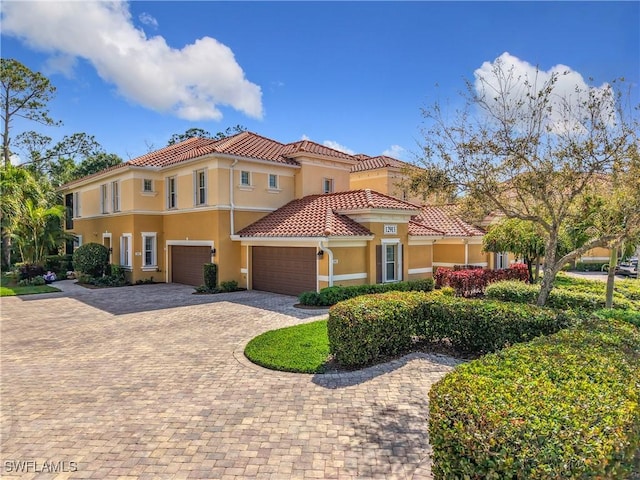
14, 198, 64, 264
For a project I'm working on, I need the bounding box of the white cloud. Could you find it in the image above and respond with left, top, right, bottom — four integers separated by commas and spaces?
382, 144, 406, 159
139, 12, 158, 29
322, 140, 355, 155
474, 52, 614, 134
1, 1, 263, 121
301, 134, 311, 141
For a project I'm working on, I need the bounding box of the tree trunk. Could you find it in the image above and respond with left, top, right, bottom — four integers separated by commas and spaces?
525, 258, 534, 283
534, 257, 541, 282
537, 233, 559, 306
605, 246, 618, 309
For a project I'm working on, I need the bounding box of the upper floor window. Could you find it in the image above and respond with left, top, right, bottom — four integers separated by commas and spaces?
100, 184, 109, 213
194, 169, 206, 206
268, 174, 278, 190
111, 181, 120, 212
143, 179, 153, 192
167, 176, 177, 209
240, 170, 251, 186
73, 192, 81, 217
323, 178, 334, 194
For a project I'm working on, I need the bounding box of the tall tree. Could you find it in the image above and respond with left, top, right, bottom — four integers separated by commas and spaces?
1, 58, 59, 166
415, 59, 639, 305
167, 125, 247, 145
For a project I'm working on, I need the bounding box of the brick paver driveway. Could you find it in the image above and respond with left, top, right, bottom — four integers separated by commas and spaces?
1, 282, 460, 479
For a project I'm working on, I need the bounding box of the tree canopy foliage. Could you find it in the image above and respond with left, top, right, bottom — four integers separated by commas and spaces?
1, 58, 59, 166
167, 125, 247, 145
415, 58, 640, 305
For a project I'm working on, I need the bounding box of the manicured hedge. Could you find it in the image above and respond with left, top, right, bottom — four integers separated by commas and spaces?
298, 278, 434, 306
327, 291, 428, 367
485, 280, 634, 311
429, 318, 640, 479
327, 292, 573, 367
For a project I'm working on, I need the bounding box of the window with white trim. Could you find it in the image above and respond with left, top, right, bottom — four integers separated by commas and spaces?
100, 184, 109, 213
143, 179, 153, 192
120, 234, 132, 269
240, 170, 251, 186
194, 169, 206, 205
73, 235, 83, 251
268, 173, 278, 189
111, 181, 120, 212
323, 178, 334, 194
142, 232, 157, 269
73, 192, 81, 217
382, 240, 402, 283
167, 176, 177, 209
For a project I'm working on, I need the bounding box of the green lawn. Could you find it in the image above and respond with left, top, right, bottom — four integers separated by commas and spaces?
244, 319, 330, 374
0, 284, 60, 296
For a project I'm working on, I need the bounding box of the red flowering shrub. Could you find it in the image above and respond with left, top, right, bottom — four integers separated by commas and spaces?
436, 263, 529, 297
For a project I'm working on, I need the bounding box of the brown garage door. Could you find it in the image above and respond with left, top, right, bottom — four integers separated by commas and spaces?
252, 247, 316, 296
171, 246, 212, 286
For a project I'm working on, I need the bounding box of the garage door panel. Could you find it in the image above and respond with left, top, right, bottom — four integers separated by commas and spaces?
171, 246, 211, 286
252, 247, 316, 296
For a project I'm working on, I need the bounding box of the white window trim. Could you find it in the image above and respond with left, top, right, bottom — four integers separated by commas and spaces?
142, 232, 158, 271
111, 181, 120, 212
166, 176, 177, 209
267, 173, 281, 192
120, 233, 133, 270
73, 192, 81, 218
381, 238, 402, 283
194, 169, 207, 206
142, 178, 154, 193
73, 234, 83, 250
323, 177, 334, 194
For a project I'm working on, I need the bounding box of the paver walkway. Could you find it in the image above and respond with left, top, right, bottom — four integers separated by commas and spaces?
0, 283, 461, 479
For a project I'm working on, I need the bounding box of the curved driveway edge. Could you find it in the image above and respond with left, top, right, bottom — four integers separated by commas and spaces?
1, 283, 460, 479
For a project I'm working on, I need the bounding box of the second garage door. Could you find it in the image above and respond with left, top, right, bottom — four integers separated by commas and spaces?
252, 247, 316, 296
171, 245, 212, 286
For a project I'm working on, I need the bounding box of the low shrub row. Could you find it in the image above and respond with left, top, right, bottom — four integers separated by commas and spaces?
574, 261, 608, 272
327, 291, 573, 367
298, 278, 434, 306
485, 280, 634, 311
435, 264, 529, 297
429, 318, 640, 479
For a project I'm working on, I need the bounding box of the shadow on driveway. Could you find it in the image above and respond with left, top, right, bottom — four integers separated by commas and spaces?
14, 282, 329, 319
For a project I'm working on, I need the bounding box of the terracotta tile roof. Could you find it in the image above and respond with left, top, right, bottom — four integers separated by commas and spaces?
282, 140, 357, 162
351, 155, 413, 173
128, 132, 299, 167
408, 220, 445, 236
236, 189, 418, 238
128, 137, 220, 168
410, 205, 485, 237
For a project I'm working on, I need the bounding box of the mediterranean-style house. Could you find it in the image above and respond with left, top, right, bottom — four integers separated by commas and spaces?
60, 131, 492, 295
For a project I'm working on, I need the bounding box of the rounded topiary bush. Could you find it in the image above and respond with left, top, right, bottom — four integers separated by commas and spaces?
72, 242, 110, 277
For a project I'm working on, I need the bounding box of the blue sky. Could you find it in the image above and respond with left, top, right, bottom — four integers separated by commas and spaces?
2, 1, 638, 163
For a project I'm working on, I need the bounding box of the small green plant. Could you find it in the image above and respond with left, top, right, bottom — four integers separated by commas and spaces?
204, 263, 218, 290
220, 280, 238, 292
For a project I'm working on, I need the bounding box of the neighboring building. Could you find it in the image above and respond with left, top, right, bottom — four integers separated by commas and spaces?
61, 131, 489, 295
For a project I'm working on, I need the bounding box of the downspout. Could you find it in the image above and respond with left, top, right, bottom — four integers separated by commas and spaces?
318, 240, 334, 288
229, 159, 238, 235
